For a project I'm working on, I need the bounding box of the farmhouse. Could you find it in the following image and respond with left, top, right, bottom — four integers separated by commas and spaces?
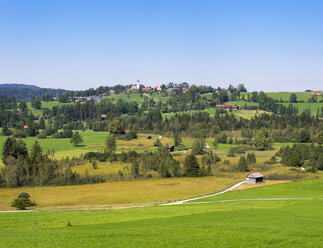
74, 96, 102, 102
246, 172, 264, 184
87, 96, 101, 102
216, 104, 239, 110
142, 87, 153, 92
167, 88, 181, 92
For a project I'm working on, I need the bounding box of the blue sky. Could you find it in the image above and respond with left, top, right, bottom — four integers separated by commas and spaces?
0, 0, 322, 91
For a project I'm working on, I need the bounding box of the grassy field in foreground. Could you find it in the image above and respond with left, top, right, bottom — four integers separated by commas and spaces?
0, 176, 245, 210
0, 180, 322, 248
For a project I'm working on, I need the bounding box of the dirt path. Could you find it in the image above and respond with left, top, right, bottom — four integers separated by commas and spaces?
161, 181, 246, 205
182, 197, 322, 205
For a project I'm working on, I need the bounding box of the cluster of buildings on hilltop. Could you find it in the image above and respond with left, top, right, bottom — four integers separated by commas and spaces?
126, 81, 161, 92
125, 80, 189, 93
74, 96, 102, 102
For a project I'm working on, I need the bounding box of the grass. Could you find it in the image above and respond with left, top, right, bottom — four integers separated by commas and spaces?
190, 179, 323, 202
71, 161, 129, 176
104, 92, 146, 104
27, 101, 72, 116
240, 91, 318, 102
0, 176, 245, 210
0, 131, 170, 160
0, 130, 108, 160
0, 180, 322, 247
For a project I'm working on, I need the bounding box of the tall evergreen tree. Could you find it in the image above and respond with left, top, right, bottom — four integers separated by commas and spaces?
238, 156, 249, 172
105, 134, 116, 153
183, 154, 200, 177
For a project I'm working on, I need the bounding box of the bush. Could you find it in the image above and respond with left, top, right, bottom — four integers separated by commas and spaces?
153, 138, 163, 147
264, 173, 302, 180
37, 132, 47, 139
13, 130, 27, 138
227, 148, 235, 157
18, 192, 30, 199
11, 192, 37, 210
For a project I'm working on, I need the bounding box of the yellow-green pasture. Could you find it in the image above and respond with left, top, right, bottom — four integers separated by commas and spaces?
0, 176, 244, 210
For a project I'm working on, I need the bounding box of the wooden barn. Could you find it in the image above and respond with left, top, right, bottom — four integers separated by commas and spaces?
165, 145, 175, 152
246, 172, 264, 184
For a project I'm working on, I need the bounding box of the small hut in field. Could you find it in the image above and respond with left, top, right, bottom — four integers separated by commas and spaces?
246, 172, 264, 184
164, 145, 175, 152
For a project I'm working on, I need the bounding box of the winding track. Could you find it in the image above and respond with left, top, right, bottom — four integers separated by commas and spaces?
161, 180, 246, 205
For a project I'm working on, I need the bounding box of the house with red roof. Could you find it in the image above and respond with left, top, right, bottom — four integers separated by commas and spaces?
312, 90, 322, 95
216, 104, 239, 110
142, 87, 153, 92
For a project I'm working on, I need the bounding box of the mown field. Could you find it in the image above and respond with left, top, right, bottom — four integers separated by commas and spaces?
0, 180, 322, 248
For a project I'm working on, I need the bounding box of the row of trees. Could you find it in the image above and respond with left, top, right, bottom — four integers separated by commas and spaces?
0, 137, 105, 187
277, 144, 323, 172
0, 134, 221, 188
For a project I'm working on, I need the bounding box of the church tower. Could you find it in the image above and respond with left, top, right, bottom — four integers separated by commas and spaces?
136, 80, 140, 90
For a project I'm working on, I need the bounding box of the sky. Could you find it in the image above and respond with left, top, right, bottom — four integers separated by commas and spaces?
0, 0, 322, 91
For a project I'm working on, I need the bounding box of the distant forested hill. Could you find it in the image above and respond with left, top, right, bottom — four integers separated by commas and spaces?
0, 84, 69, 100
0, 83, 39, 88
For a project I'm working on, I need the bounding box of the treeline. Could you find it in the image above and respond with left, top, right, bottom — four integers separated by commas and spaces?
1, 95, 322, 143
0, 138, 105, 187
0, 87, 68, 100
0, 135, 220, 188
277, 144, 323, 172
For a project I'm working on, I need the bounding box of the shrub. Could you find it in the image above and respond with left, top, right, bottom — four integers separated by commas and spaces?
11, 192, 37, 210
91, 160, 98, 169
227, 148, 235, 157
13, 130, 27, 138
37, 132, 47, 139
264, 173, 302, 180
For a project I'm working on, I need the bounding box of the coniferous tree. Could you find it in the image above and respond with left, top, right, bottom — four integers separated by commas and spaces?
1, 124, 11, 136
153, 138, 162, 147
227, 148, 235, 157
2, 137, 28, 163
173, 132, 182, 146
238, 156, 249, 172
105, 134, 116, 153
246, 153, 256, 165
192, 138, 206, 155
38, 117, 46, 129
183, 154, 200, 177
31, 98, 42, 109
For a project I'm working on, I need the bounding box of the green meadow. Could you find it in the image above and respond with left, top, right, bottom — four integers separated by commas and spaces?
0, 180, 322, 248
190, 179, 323, 202
0, 130, 108, 160
240, 91, 319, 102
27, 101, 72, 116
